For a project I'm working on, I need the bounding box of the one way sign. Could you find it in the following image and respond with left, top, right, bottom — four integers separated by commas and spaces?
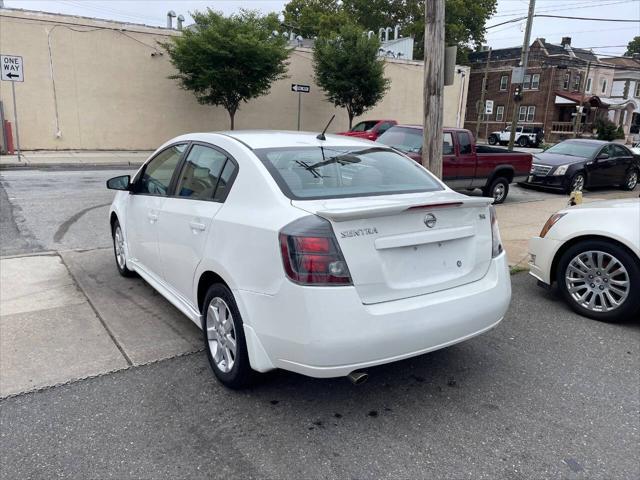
291, 83, 310, 93
1, 55, 24, 82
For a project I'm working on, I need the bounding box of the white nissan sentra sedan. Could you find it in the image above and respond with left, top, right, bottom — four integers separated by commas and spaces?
107, 131, 511, 388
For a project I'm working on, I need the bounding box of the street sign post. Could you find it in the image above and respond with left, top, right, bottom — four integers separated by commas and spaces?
1, 55, 24, 160
485, 100, 494, 115
291, 84, 310, 130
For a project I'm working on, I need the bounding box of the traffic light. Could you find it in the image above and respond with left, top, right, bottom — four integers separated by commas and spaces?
514, 85, 523, 102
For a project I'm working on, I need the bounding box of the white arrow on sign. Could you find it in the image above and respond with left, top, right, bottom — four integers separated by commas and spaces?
1, 55, 24, 82
291, 83, 310, 93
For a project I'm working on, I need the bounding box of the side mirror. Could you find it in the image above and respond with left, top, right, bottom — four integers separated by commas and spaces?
106, 175, 131, 191
596, 153, 609, 160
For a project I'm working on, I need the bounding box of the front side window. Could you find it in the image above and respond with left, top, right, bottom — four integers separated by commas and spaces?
137, 144, 186, 195
376, 122, 394, 135
496, 105, 504, 121
500, 75, 508, 91
175, 145, 228, 200
255, 146, 443, 200
443, 132, 454, 155
458, 132, 472, 154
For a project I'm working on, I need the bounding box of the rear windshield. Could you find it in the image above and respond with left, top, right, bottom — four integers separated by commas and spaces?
255, 146, 443, 200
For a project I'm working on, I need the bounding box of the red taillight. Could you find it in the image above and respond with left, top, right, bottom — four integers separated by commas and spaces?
279, 216, 352, 286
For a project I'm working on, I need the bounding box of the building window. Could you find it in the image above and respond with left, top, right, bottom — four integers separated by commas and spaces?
634, 82, 640, 98
518, 106, 527, 122
500, 75, 508, 91
523, 74, 531, 90
527, 106, 535, 122
496, 105, 505, 121
573, 73, 581, 91
531, 74, 540, 89
482, 77, 488, 92
586, 77, 592, 93
563, 73, 570, 89
600, 78, 607, 94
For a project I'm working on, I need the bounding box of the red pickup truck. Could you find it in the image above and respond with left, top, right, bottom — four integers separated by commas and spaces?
377, 125, 532, 203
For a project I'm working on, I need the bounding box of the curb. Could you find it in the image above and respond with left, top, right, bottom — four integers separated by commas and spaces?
0, 162, 144, 170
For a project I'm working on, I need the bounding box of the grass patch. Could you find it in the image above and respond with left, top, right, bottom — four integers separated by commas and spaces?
509, 265, 529, 275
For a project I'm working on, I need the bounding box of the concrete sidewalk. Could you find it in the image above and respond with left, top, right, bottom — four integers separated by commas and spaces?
0, 150, 151, 168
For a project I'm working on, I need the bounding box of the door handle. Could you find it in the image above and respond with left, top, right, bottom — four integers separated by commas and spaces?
148, 211, 159, 223
189, 220, 206, 231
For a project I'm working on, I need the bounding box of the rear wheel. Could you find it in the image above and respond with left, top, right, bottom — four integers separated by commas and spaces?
203, 284, 255, 389
518, 136, 529, 147
621, 169, 638, 191
488, 135, 498, 146
484, 177, 509, 204
556, 240, 639, 322
112, 220, 135, 277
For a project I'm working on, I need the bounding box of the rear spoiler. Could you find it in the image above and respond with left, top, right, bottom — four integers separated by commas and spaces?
314, 197, 492, 222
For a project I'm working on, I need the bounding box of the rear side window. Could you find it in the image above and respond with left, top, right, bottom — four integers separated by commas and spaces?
377, 126, 422, 154
351, 121, 378, 132
255, 146, 443, 200
175, 145, 227, 200
458, 132, 472, 155
137, 144, 186, 195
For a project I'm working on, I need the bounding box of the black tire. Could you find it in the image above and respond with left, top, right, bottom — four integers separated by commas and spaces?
556, 240, 640, 322
621, 169, 638, 191
518, 136, 529, 147
566, 172, 585, 194
111, 219, 136, 277
488, 135, 498, 146
483, 177, 509, 204
202, 283, 255, 389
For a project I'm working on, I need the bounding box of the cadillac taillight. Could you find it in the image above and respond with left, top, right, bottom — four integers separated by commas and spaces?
279, 216, 352, 286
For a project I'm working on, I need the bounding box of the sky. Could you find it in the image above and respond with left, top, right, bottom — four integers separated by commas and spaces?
3, 0, 639, 57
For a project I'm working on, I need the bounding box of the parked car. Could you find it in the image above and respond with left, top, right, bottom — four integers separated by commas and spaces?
107, 131, 511, 388
520, 139, 639, 193
337, 119, 397, 141
377, 125, 532, 204
529, 198, 640, 322
488, 126, 544, 148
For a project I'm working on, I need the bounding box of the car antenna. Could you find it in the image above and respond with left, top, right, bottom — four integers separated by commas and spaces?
316, 114, 335, 140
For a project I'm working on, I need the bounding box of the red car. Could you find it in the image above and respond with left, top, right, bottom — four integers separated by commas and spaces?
377, 125, 532, 204
338, 119, 397, 141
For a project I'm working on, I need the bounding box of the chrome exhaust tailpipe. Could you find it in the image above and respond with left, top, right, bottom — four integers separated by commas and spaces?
347, 371, 368, 385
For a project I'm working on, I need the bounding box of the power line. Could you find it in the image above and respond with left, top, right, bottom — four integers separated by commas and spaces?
535, 14, 640, 21
492, 0, 636, 17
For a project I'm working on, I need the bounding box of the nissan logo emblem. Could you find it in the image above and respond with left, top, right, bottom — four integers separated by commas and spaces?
424, 213, 437, 228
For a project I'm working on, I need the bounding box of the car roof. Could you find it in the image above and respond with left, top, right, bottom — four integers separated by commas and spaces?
561, 139, 608, 145
214, 130, 378, 149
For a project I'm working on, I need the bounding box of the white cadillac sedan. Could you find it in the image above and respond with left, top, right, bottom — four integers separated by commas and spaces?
107, 131, 511, 388
529, 198, 640, 322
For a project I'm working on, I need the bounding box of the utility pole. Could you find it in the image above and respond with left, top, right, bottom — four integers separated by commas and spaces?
573, 61, 591, 138
507, 0, 536, 151
422, 0, 445, 178
475, 47, 492, 142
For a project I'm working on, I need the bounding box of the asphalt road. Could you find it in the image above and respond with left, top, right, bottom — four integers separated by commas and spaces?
1, 167, 639, 479
1, 272, 638, 479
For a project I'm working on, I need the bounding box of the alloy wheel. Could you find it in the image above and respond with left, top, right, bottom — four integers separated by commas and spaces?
493, 183, 506, 202
627, 171, 638, 190
206, 297, 237, 373
565, 250, 630, 313
571, 174, 584, 192
114, 226, 126, 270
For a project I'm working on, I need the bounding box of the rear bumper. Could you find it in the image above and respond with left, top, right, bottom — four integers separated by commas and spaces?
235, 252, 511, 378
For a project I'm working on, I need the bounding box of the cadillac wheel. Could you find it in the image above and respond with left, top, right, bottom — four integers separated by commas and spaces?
556, 240, 639, 322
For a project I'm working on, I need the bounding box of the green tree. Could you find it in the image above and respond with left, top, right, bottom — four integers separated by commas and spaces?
162, 9, 289, 129
283, 0, 352, 38
625, 36, 640, 56
313, 25, 390, 128
283, 0, 497, 62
